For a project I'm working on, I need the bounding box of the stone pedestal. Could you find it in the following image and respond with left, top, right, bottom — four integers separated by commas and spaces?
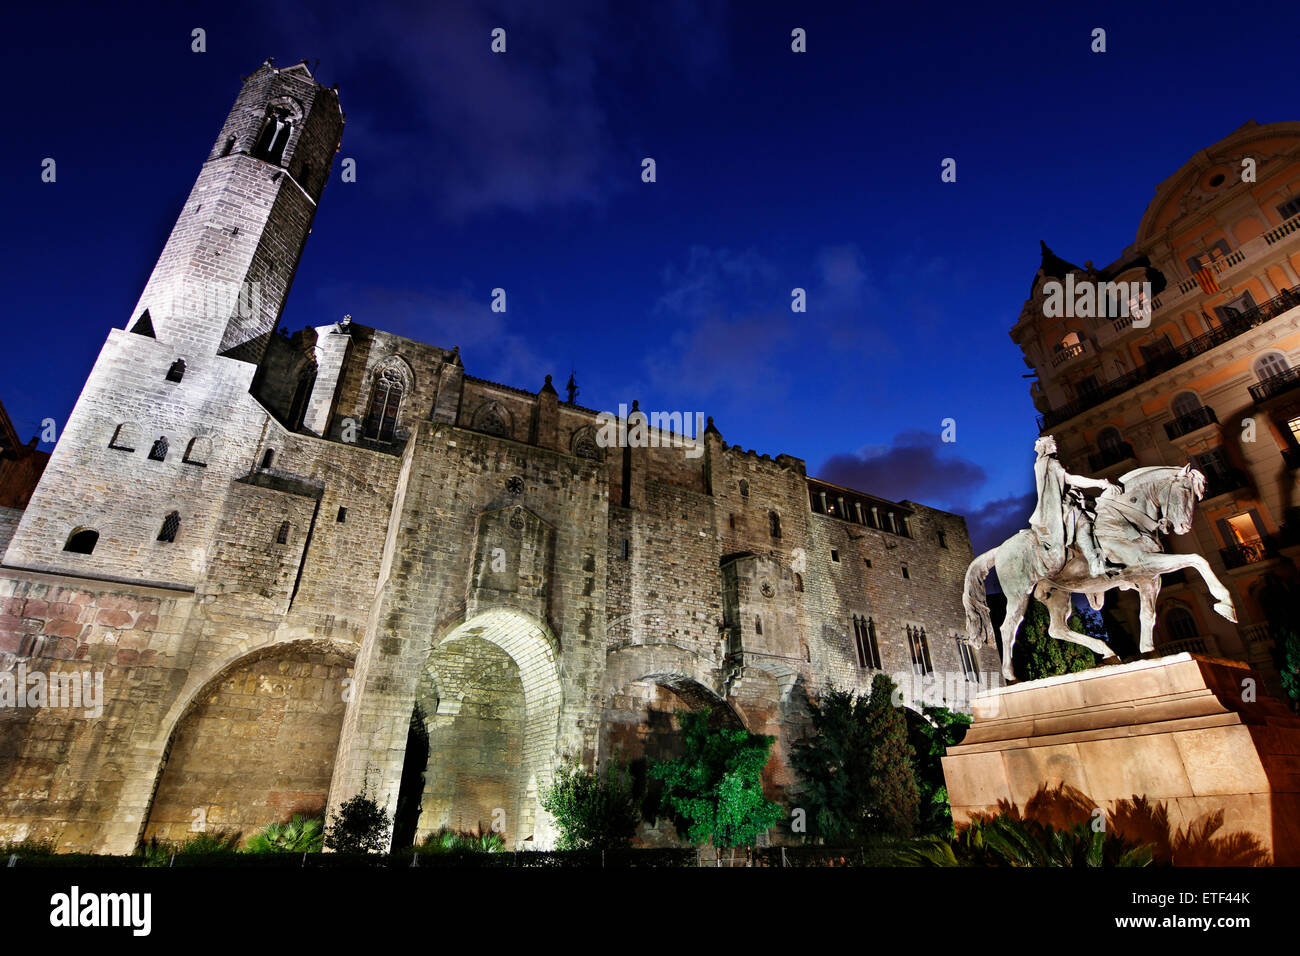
942, 654, 1300, 865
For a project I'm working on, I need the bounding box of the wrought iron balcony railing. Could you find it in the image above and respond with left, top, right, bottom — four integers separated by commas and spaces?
1249, 364, 1300, 402
1088, 441, 1136, 471
1164, 405, 1219, 440
1203, 467, 1249, 501
1038, 288, 1300, 429
1219, 534, 1279, 569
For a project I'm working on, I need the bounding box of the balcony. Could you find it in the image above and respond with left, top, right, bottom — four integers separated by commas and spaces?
1163, 405, 1219, 440
1050, 340, 1090, 368
1088, 441, 1136, 471
1249, 364, 1300, 403
1242, 623, 1273, 644
1219, 534, 1280, 569
1203, 468, 1250, 502
1038, 288, 1300, 429
1159, 635, 1217, 656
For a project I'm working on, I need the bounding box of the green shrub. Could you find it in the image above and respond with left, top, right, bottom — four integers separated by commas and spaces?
897, 812, 1154, 867
417, 827, 505, 854
245, 815, 324, 854
1, 836, 58, 856
649, 709, 783, 848
324, 790, 391, 854
540, 756, 639, 851
791, 675, 921, 842
136, 829, 241, 865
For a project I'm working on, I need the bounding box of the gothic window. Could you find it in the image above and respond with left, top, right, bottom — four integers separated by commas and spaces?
853, 616, 881, 670
288, 368, 317, 430
739, 480, 749, 498
182, 437, 211, 466
1165, 606, 1198, 641
166, 359, 186, 383
958, 640, 979, 681
63, 528, 99, 554
472, 402, 510, 438
252, 108, 294, 165
276, 521, 290, 545
1253, 352, 1290, 382
365, 367, 406, 442
769, 511, 782, 539
907, 625, 933, 676
148, 437, 169, 461
157, 511, 180, 543
572, 427, 602, 460
108, 423, 138, 452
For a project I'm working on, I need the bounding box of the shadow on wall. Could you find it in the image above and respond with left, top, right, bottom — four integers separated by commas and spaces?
978, 782, 1271, 866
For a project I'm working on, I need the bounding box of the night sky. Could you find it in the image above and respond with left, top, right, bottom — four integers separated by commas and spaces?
3, 0, 1296, 552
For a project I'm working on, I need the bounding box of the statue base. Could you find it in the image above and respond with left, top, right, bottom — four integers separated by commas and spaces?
941, 653, 1300, 865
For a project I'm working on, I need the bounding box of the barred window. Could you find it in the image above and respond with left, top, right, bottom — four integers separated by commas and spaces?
276, 521, 290, 545
157, 511, 180, 543
148, 436, 169, 461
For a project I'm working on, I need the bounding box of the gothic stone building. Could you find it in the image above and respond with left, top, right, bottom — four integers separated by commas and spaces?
0, 62, 995, 853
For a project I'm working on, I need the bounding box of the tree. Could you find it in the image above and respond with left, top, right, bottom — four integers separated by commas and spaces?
324, 789, 391, 854
540, 755, 640, 850
1012, 597, 1097, 681
1259, 575, 1300, 710
905, 705, 971, 836
791, 675, 921, 843
648, 709, 783, 848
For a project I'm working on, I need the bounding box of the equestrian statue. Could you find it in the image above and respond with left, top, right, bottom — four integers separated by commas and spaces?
963, 435, 1237, 682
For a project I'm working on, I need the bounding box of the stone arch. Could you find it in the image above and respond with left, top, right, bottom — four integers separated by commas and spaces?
471, 400, 513, 438
570, 424, 603, 461
140, 639, 356, 847
600, 646, 744, 845
413, 608, 562, 848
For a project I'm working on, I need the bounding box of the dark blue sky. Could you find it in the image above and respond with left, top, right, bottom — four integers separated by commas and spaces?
3, 1, 1296, 551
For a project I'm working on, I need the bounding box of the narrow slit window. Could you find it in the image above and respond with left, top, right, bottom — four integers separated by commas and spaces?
276, 521, 290, 545
337, 507, 347, 523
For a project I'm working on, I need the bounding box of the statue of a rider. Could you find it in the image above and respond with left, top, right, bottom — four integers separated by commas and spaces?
1028, 435, 1119, 579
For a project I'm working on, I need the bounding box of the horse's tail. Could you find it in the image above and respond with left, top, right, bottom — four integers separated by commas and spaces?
963, 547, 999, 647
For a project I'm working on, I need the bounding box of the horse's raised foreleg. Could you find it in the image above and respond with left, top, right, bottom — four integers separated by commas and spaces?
1042, 587, 1116, 659
1133, 552, 1236, 623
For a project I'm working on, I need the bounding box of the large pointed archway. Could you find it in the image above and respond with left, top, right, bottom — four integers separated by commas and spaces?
409, 608, 562, 849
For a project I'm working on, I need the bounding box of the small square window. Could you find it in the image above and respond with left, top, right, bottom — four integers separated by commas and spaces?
830, 549, 840, 563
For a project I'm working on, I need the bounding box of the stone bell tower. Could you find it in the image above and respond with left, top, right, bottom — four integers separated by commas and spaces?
3, 62, 344, 588
125, 59, 344, 364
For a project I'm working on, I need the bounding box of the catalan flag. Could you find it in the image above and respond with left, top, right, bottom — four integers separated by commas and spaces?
1194, 266, 1219, 294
